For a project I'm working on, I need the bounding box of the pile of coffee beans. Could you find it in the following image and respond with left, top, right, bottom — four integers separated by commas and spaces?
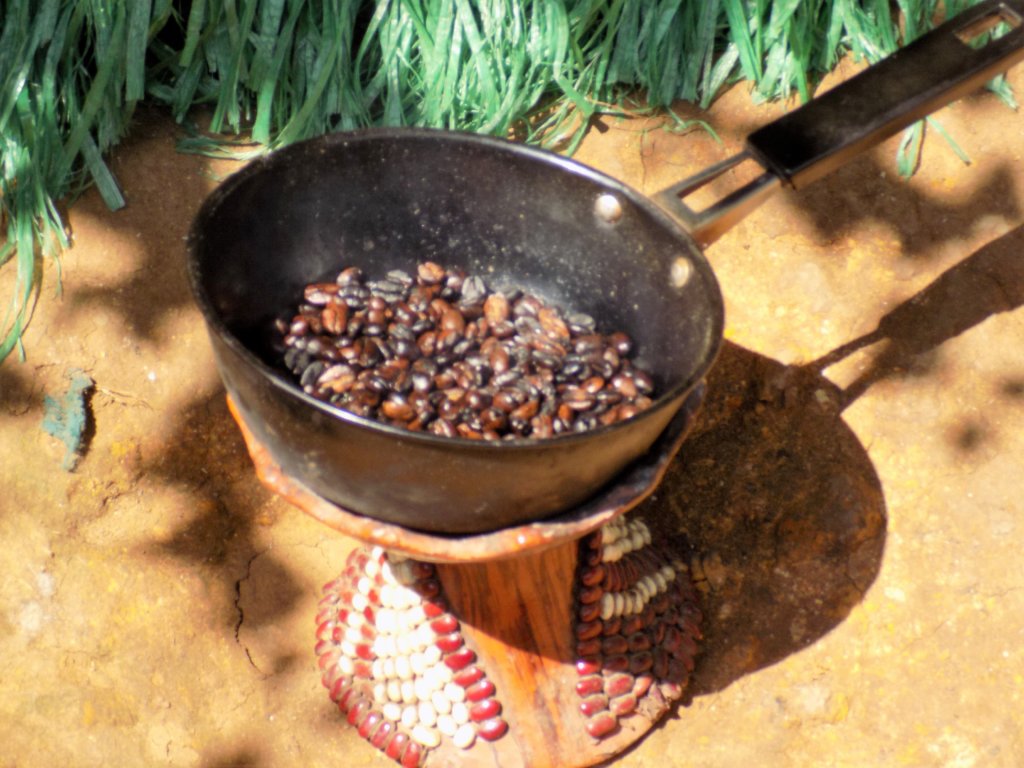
276, 261, 657, 440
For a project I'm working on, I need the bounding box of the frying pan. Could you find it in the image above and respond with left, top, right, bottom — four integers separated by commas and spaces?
188, 0, 1024, 534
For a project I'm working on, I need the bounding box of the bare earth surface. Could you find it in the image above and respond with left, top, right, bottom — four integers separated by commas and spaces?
2, 60, 1023, 767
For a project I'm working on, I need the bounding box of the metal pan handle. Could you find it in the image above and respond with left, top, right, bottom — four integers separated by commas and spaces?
656, 0, 1024, 247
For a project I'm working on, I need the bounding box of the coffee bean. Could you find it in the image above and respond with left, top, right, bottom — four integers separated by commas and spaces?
417, 261, 446, 285
278, 261, 658, 438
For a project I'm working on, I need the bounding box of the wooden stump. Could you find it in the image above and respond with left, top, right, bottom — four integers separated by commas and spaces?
230, 397, 703, 767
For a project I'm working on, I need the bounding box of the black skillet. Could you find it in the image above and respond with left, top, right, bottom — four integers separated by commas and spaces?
188, 0, 1024, 534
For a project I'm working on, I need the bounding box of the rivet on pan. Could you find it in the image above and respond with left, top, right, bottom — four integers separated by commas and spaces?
670, 257, 693, 288
594, 193, 623, 224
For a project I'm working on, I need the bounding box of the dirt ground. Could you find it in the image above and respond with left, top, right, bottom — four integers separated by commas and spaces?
2, 59, 1023, 768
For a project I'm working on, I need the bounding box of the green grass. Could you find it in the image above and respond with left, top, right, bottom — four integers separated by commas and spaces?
0, 0, 1010, 362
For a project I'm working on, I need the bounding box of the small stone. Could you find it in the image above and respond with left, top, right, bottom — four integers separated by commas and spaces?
418, 700, 438, 727
575, 676, 603, 697
422, 600, 445, 619
435, 632, 463, 654
410, 651, 429, 677
579, 585, 603, 604
629, 530, 645, 551
601, 635, 628, 656
317, 648, 340, 670
579, 601, 601, 623
405, 605, 428, 627
411, 723, 441, 748
585, 712, 617, 739
629, 633, 652, 653
653, 648, 670, 679
581, 565, 605, 587
382, 701, 402, 722
355, 642, 374, 661
453, 722, 476, 749
477, 717, 508, 742
416, 579, 441, 600
663, 626, 683, 655
602, 524, 620, 545
359, 711, 382, 739
437, 713, 458, 737
397, 633, 413, 657
613, 593, 625, 617
372, 719, 394, 749
454, 666, 484, 688
411, 561, 436, 580
576, 638, 601, 657
413, 623, 434, 651
633, 674, 654, 698
576, 620, 602, 641
465, 679, 496, 703
451, 701, 470, 725
443, 648, 476, 671
425, 664, 450, 692
431, 689, 452, 716
414, 676, 434, 703
401, 680, 416, 704
659, 680, 684, 701
386, 731, 409, 761
604, 654, 629, 673
579, 694, 608, 717
622, 614, 645, 635
346, 698, 369, 726
431, 614, 459, 634
610, 694, 638, 717
395, 655, 413, 680
630, 651, 654, 675
401, 739, 423, 768
469, 698, 501, 722
605, 673, 634, 698
444, 681, 466, 703
335, 684, 356, 708
602, 543, 622, 562
337, 687, 355, 712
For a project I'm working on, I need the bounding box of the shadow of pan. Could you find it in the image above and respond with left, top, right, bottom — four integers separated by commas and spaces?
638, 341, 887, 698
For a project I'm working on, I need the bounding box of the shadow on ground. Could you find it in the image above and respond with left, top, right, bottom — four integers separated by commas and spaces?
635, 342, 886, 702
811, 224, 1024, 408
134, 385, 305, 670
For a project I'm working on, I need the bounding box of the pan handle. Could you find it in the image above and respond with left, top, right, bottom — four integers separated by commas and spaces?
656, 0, 1024, 248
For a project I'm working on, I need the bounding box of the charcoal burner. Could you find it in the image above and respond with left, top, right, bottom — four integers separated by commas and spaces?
227, 387, 705, 768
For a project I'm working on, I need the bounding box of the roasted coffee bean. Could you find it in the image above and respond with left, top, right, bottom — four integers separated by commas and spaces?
278, 261, 659, 439
337, 266, 364, 285
483, 293, 510, 324
381, 394, 414, 422
608, 331, 633, 356
460, 276, 487, 305
321, 302, 348, 335
417, 261, 446, 285
300, 361, 326, 389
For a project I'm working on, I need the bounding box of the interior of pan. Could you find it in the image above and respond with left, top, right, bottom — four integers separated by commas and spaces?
187, 129, 725, 532
192, 129, 723, 411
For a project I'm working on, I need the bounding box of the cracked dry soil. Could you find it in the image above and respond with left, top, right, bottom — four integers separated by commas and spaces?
2, 60, 1024, 768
